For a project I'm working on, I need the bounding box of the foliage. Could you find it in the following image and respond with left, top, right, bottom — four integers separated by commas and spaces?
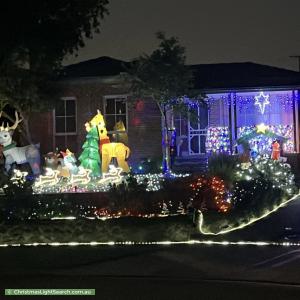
2, 173, 33, 198
208, 153, 238, 188
128, 32, 204, 171
0, 0, 109, 141
0, 172, 35, 221
0, 216, 195, 244
107, 175, 149, 214
199, 156, 298, 234
231, 178, 282, 214
190, 176, 230, 212
231, 157, 296, 214
130, 32, 194, 104
136, 157, 162, 174
235, 156, 296, 195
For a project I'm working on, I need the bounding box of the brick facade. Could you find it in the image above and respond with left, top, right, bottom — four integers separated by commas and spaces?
29, 76, 162, 169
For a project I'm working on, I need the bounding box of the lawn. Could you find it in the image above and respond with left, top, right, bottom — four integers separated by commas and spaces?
0, 215, 197, 245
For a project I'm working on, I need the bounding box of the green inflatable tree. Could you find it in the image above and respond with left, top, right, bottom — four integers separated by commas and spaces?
79, 126, 101, 177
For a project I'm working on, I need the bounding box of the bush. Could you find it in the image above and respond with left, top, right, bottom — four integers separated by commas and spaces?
208, 153, 238, 188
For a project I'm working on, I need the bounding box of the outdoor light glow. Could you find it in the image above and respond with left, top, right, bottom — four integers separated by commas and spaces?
238, 124, 294, 153
206, 126, 231, 153
35, 168, 60, 187
256, 123, 268, 134
0, 240, 300, 248
198, 192, 300, 235
254, 92, 270, 114
70, 167, 91, 185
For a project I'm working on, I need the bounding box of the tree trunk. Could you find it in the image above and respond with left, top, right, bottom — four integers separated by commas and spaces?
161, 107, 171, 174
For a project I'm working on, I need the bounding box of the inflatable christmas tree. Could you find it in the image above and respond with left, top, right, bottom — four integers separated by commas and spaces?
79, 126, 101, 177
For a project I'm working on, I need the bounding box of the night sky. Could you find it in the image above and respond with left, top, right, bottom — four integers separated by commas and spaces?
65, 0, 300, 71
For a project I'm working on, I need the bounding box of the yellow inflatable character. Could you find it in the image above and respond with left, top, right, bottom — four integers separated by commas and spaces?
86, 110, 130, 173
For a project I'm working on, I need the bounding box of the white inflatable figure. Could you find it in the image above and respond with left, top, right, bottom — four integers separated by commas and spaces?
0, 111, 40, 175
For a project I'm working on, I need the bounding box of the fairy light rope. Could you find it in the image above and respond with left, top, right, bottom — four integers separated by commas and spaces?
198, 192, 300, 235
0, 240, 299, 248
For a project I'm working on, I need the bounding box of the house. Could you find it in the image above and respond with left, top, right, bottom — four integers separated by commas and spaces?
29, 57, 300, 172
30, 56, 163, 171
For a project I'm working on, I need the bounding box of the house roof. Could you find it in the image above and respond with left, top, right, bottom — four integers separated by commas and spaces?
62, 56, 129, 78
190, 62, 300, 92
62, 56, 300, 91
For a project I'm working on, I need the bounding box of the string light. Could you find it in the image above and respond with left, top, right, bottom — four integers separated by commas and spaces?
206, 127, 230, 153
0, 239, 300, 248
198, 192, 300, 235
254, 92, 270, 114
35, 168, 59, 187
238, 125, 294, 153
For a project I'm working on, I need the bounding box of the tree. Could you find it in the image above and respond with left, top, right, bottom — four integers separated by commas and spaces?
79, 126, 101, 177
0, 0, 109, 143
129, 32, 203, 173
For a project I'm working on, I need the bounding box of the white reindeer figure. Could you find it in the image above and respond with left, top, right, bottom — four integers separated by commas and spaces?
0, 111, 41, 175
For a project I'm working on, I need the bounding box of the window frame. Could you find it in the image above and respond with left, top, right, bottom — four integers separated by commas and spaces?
103, 95, 129, 133
54, 97, 77, 136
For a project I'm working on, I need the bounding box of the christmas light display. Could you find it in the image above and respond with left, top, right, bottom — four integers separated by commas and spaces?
206, 127, 230, 153
70, 167, 91, 185
198, 192, 300, 236
235, 155, 295, 194
190, 176, 230, 213
1, 239, 300, 248
35, 168, 60, 187
238, 124, 294, 153
10, 169, 28, 184
254, 92, 270, 114
207, 91, 296, 111
32, 172, 190, 194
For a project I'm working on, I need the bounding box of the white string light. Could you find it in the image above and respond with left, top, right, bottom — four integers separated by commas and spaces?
198, 192, 300, 235
0, 240, 299, 248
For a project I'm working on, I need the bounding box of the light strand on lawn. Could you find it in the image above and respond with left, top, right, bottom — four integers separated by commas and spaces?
198, 192, 300, 235
0, 240, 300, 248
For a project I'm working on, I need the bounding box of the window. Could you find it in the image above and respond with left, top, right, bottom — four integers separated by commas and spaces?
103, 96, 127, 132
55, 97, 77, 135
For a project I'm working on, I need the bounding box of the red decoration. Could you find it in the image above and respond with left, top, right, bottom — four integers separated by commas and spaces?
136, 100, 145, 111
190, 176, 230, 213
271, 141, 280, 160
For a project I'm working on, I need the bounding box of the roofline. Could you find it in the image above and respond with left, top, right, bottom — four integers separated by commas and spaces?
58, 74, 128, 84
196, 85, 300, 94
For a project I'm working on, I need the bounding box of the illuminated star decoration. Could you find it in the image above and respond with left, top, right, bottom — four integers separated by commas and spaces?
254, 92, 270, 114
256, 123, 268, 134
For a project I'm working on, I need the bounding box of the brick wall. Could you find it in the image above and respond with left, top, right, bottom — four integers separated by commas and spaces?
29, 78, 162, 168
127, 97, 162, 166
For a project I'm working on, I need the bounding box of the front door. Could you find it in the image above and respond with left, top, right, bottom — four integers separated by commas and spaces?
188, 104, 208, 155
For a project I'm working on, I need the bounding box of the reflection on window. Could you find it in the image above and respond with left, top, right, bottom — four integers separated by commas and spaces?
55, 98, 76, 134
104, 96, 127, 132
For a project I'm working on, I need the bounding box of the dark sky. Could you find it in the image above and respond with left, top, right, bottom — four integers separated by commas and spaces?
65, 0, 300, 71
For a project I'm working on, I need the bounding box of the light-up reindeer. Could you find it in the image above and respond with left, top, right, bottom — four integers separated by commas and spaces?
0, 111, 40, 175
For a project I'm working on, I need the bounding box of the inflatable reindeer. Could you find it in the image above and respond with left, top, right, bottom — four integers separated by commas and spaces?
87, 110, 130, 173
0, 111, 40, 175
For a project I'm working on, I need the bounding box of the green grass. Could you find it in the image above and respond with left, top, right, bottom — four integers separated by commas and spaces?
0, 215, 197, 244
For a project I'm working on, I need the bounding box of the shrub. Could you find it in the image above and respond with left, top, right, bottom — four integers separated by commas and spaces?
208, 153, 238, 188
